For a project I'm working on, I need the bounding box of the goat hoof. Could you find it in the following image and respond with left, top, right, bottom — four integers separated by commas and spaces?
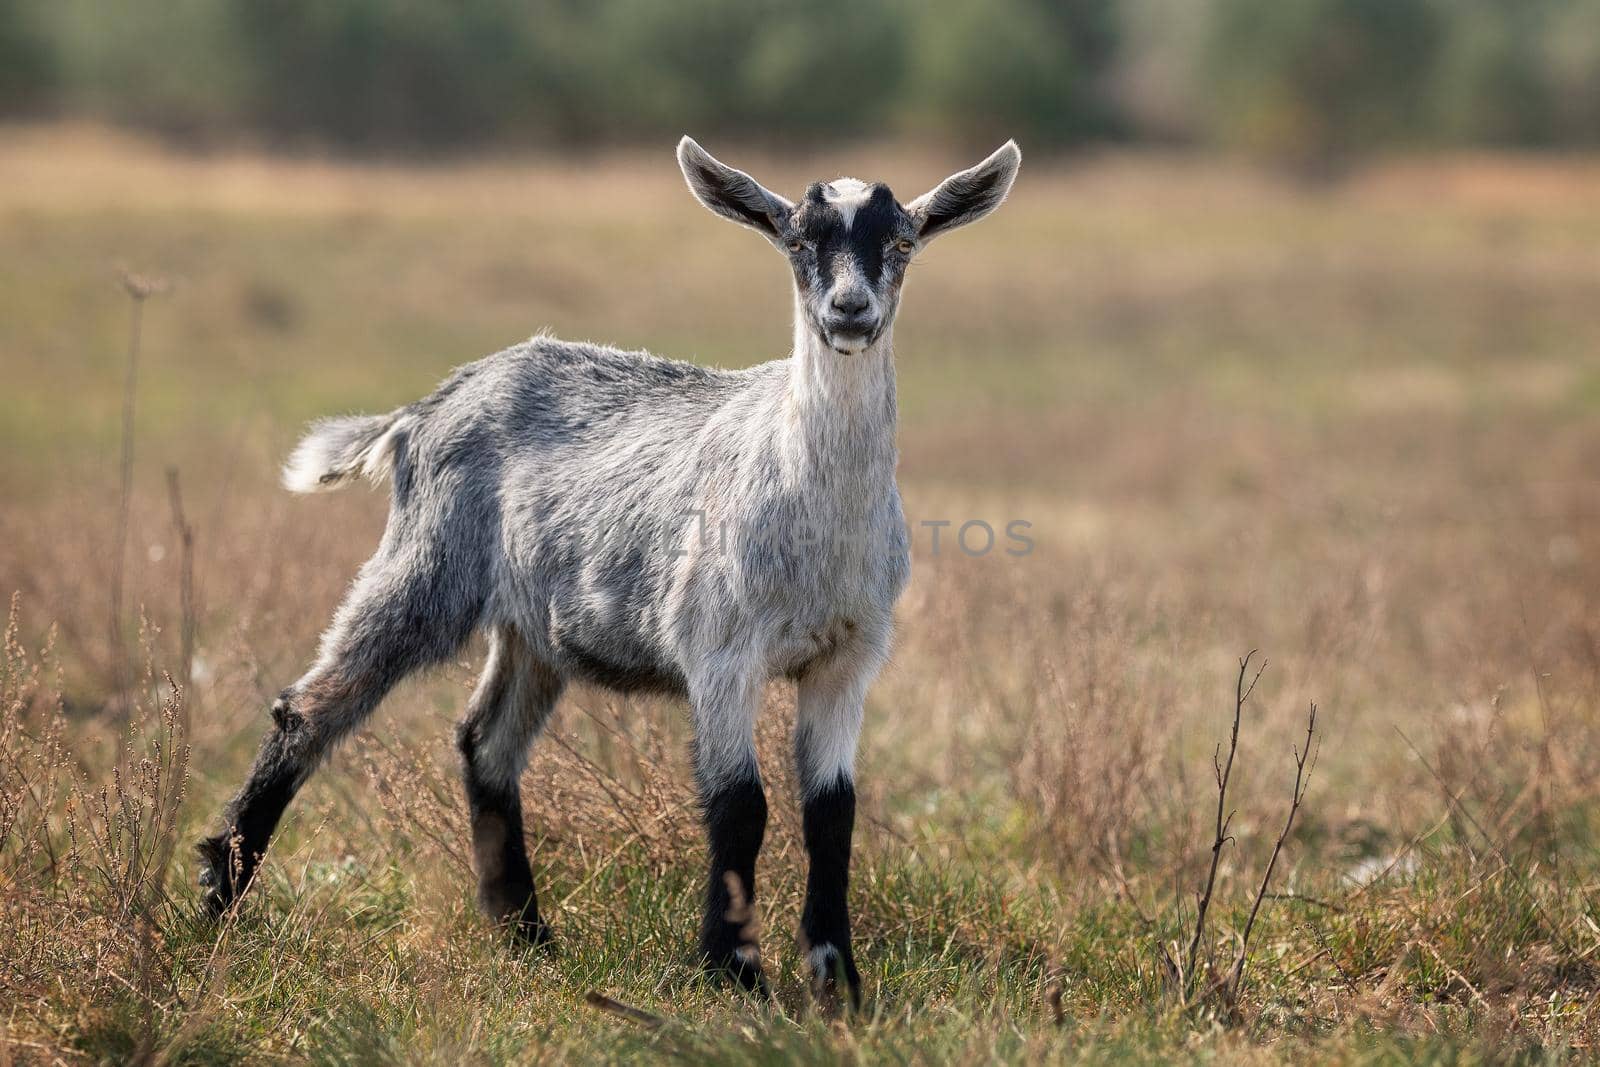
508, 916, 553, 948
195, 834, 248, 918
200, 887, 231, 919
808, 943, 862, 1013
482, 883, 551, 948
702, 945, 770, 999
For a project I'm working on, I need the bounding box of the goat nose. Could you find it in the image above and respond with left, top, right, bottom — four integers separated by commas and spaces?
831, 290, 870, 316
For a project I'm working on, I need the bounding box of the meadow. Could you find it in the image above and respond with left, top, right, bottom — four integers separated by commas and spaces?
5, 125, 1600, 1063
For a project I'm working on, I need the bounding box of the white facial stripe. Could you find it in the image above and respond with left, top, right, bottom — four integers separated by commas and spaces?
822, 178, 872, 232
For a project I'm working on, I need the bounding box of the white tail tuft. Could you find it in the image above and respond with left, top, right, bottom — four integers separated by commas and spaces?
281, 413, 409, 493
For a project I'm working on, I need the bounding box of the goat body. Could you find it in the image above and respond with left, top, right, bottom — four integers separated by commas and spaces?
199, 137, 1019, 1006
288, 334, 909, 704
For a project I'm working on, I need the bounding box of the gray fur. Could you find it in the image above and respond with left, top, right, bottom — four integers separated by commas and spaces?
203, 137, 1019, 995
282, 412, 411, 492
290, 331, 908, 787
907, 140, 1022, 242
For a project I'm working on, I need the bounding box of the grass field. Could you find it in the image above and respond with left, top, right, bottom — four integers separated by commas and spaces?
6, 125, 1600, 1063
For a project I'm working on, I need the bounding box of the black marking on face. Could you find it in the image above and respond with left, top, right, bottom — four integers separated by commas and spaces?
793, 183, 909, 286
787, 181, 916, 348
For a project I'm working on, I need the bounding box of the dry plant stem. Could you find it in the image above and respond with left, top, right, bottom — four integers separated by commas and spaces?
1223, 703, 1318, 1001
165, 468, 197, 696
107, 271, 169, 711
1181, 651, 1264, 992
1045, 970, 1067, 1027
584, 991, 669, 1030
107, 291, 144, 709
1519, 602, 1562, 876
1395, 726, 1577, 958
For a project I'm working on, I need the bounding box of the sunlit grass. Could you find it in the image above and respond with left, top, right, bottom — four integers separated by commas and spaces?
5, 127, 1600, 1062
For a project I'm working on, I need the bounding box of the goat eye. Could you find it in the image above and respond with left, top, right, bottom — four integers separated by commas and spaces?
788, 238, 808, 254
895, 238, 915, 255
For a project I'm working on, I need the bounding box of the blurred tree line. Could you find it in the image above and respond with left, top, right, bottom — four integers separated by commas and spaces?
2, 0, 1597, 161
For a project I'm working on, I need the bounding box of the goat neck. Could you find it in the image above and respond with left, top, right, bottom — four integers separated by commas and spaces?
781, 294, 899, 486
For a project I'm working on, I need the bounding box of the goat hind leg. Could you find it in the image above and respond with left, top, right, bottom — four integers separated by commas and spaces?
456, 626, 562, 944
197, 561, 477, 916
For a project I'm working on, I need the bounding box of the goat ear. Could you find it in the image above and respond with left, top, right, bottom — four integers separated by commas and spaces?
677, 135, 792, 242
907, 141, 1021, 243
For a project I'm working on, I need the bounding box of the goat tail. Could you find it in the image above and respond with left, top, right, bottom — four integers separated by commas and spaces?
281, 411, 411, 493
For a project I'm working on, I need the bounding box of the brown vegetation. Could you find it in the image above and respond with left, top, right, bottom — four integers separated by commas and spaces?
4, 127, 1600, 1061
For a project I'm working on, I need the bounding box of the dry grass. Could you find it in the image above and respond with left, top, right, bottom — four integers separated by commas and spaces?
4, 125, 1600, 1062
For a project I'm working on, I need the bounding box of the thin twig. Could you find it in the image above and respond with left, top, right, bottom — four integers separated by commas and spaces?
1418, 941, 1492, 1013
1262, 892, 1344, 913
1224, 703, 1319, 1001
107, 269, 169, 714
107, 289, 143, 709
165, 467, 197, 700
1182, 651, 1262, 991
584, 991, 669, 1030
1045, 970, 1067, 1027
1283, 945, 1331, 979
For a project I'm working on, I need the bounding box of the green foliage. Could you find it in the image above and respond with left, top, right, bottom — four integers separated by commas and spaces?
3, 0, 1599, 155
529, 0, 909, 141
1202, 0, 1441, 167
900, 0, 1120, 145
1542, 2, 1600, 146
233, 0, 542, 149
0, 0, 56, 117
1200, 0, 1600, 162
1430, 0, 1553, 147
736, 0, 910, 136
1427, 0, 1600, 148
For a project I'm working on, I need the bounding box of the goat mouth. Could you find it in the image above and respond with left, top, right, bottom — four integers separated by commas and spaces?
823, 325, 879, 354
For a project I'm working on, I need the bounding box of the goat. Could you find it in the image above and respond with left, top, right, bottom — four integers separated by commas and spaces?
197, 136, 1021, 1005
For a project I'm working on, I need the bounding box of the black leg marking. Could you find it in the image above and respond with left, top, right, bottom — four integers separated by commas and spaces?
196, 511, 489, 920
801, 776, 860, 1009
457, 722, 549, 946
698, 774, 769, 995
454, 629, 561, 946
195, 693, 308, 916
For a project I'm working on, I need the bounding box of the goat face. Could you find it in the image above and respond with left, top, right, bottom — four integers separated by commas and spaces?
786, 179, 908, 353
677, 137, 1021, 355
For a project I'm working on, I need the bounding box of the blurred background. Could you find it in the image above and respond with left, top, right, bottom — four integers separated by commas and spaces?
5, 1, 1600, 1055
4, 0, 1600, 161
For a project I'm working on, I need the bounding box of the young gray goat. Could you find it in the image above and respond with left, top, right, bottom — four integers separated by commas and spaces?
198, 136, 1020, 1004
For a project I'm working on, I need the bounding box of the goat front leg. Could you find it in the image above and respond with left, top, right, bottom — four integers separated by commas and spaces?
689, 655, 769, 996
794, 651, 875, 1009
